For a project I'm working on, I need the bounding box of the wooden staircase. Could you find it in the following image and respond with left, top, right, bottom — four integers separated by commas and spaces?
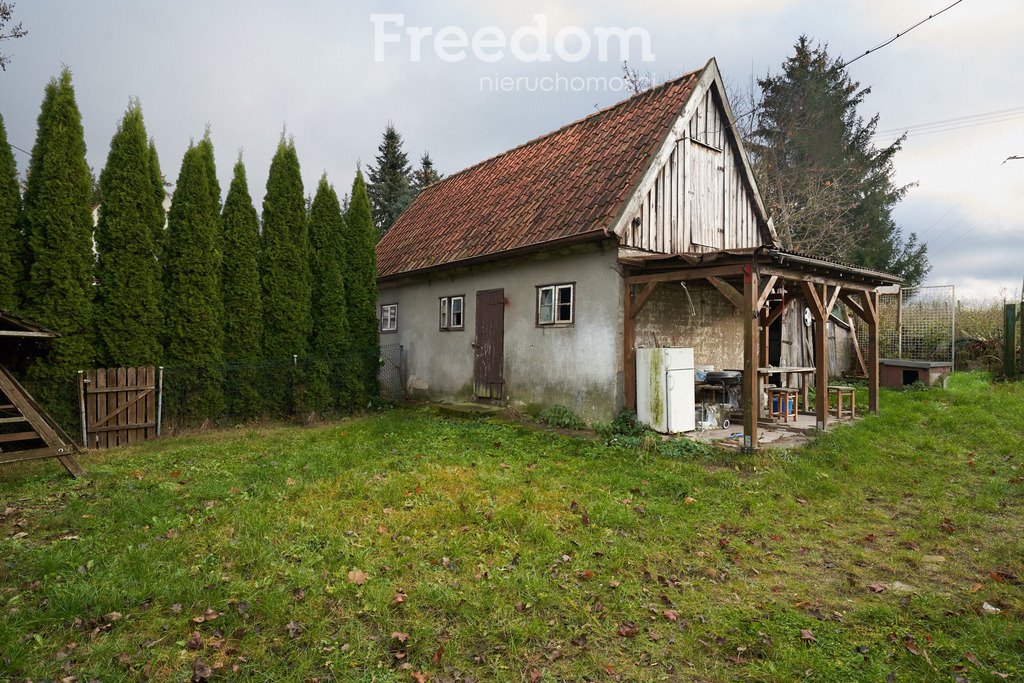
0, 365, 84, 478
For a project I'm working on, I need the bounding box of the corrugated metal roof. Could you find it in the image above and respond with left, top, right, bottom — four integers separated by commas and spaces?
376, 67, 704, 280
0, 309, 59, 337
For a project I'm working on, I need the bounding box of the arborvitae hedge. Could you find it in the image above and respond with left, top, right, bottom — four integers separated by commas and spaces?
94, 103, 163, 367
0, 113, 21, 312
163, 137, 224, 421
221, 158, 263, 418
307, 174, 350, 412
147, 139, 166, 261
260, 137, 310, 412
343, 170, 379, 404
22, 69, 96, 425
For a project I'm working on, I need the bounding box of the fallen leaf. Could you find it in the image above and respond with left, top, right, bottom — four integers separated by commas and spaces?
800, 629, 816, 642
104, 611, 123, 623
940, 518, 955, 533
618, 622, 638, 638
411, 672, 429, 683
608, 580, 621, 588
286, 621, 303, 638
188, 632, 203, 650
348, 569, 368, 586
579, 570, 594, 581
970, 583, 983, 593
965, 652, 981, 667
392, 591, 406, 606
191, 657, 212, 682
684, 497, 696, 505
868, 583, 888, 593
529, 669, 542, 682
392, 631, 410, 643
663, 609, 679, 622
432, 644, 445, 665
285, 478, 296, 486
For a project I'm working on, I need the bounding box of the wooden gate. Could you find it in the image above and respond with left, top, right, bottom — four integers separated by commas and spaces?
83, 367, 161, 449
473, 289, 505, 400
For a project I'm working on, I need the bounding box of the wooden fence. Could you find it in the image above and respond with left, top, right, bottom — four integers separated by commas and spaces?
81, 367, 162, 449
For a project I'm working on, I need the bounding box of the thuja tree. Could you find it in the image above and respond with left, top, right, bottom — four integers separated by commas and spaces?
0, 112, 21, 312
342, 170, 379, 404
307, 174, 350, 413
147, 139, 166, 260
221, 157, 263, 418
163, 137, 224, 422
260, 136, 310, 413
22, 69, 96, 425
94, 102, 163, 366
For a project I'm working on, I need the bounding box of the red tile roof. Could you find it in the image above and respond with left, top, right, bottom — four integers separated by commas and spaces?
376, 66, 704, 280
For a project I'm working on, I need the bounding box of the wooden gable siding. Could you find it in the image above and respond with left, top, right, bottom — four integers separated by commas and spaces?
621, 83, 763, 254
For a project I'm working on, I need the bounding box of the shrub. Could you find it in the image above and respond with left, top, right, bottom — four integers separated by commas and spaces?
537, 404, 585, 430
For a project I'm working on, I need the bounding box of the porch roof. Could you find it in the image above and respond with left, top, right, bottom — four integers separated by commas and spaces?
619, 246, 901, 290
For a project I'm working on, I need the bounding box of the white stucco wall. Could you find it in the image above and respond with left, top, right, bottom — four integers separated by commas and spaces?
377, 243, 624, 421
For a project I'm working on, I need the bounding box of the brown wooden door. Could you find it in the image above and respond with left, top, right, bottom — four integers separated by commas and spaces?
474, 289, 505, 399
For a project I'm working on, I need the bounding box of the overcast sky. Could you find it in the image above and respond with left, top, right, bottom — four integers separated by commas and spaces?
3, 1, 1023, 299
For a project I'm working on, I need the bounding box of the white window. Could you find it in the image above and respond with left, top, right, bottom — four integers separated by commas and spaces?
537, 284, 574, 326
380, 303, 398, 332
439, 296, 464, 331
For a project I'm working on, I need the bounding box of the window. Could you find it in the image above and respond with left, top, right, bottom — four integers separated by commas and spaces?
380, 303, 398, 332
439, 295, 464, 331
537, 283, 574, 326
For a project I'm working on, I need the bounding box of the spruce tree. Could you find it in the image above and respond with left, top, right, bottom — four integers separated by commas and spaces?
221, 157, 263, 418
260, 136, 310, 413
147, 139, 166, 260
22, 69, 96, 424
412, 151, 441, 192
0, 112, 21, 312
367, 123, 413, 237
751, 37, 928, 285
343, 170, 379, 403
94, 102, 163, 366
164, 138, 224, 421
307, 174, 350, 412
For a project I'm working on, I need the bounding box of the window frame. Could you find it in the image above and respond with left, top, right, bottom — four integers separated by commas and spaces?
535, 282, 576, 327
439, 294, 465, 331
380, 303, 398, 333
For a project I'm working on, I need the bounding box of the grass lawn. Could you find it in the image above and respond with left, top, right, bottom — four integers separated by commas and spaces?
1, 373, 1023, 682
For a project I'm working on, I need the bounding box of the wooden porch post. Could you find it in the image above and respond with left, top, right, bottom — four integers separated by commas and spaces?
799, 282, 829, 431
742, 266, 759, 451
624, 287, 637, 412
862, 290, 880, 413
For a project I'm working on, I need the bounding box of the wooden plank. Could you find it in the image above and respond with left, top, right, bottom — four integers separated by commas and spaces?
87, 421, 156, 434
625, 264, 744, 285
0, 431, 40, 443
145, 367, 156, 440
96, 369, 106, 449
839, 292, 868, 322
765, 298, 788, 328
707, 276, 743, 309
117, 367, 127, 447
742, 266, 759, 451
84, 385, 155, 394
825, 285, 843, 316
127, 367, 137, 444
849, 315, 868, 377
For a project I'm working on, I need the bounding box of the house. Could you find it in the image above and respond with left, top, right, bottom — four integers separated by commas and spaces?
375, 58, 899, 447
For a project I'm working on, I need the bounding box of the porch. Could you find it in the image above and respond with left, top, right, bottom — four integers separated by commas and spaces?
621, 247, 901, 450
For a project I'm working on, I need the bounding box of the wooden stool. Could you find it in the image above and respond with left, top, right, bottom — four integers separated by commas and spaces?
828, 385, 856, 419
767, 387, 799, 423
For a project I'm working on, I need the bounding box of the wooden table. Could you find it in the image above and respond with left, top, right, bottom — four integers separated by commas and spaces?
757, 366, 815, 410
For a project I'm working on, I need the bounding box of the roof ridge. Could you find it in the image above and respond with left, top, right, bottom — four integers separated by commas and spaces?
416, 65, 704, 196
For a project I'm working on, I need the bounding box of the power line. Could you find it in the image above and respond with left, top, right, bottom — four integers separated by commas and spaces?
872, 105, 1024, 136
928, 182, 1024, 256
923, 166, 1024, 246
10, 143, 30, 156
844, 0, 968, 67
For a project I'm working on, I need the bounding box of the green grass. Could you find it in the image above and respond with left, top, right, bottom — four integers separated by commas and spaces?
1, 373, 1022, 681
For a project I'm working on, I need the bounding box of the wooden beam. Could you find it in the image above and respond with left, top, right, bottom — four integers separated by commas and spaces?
628, 282, 659, 320
800, 281, 824, 319
742, 266, 759, 451
756, 275, 779, 310
707, 276, 744, 309
765, 298, 788, 328
861, 290, 880, 413
758, 266, 877, 292
825, 285, 843, 316
839, 292, 868, 322
624, 283, 638, 412
849, 315, 868, 377
0, 330, 54, 338
800, 282, 829, 430
0, 430, 40, 443
625, 265, 744, 286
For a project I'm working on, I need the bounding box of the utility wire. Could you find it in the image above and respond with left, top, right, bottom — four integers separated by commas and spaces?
10, 142, 30, 156
929, 182, 1024, 256
843, 0, 968, 66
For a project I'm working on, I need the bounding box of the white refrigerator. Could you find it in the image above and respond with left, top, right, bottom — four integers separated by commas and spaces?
635, 348, 696, 433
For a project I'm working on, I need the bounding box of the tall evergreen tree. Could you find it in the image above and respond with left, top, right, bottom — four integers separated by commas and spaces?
261, 136, 310, 412
0, 112, 21, 312
367, 123, 413, 237
750, 37, 928, 286
22, 69, 96, 423
343, 169, 379, 403
94, 102, 163, 366
412, 151, 441, 192
307, 174, 350, 412
164, 137, 224, 421
221, 156, 263, 418
147, 139, 166, 260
